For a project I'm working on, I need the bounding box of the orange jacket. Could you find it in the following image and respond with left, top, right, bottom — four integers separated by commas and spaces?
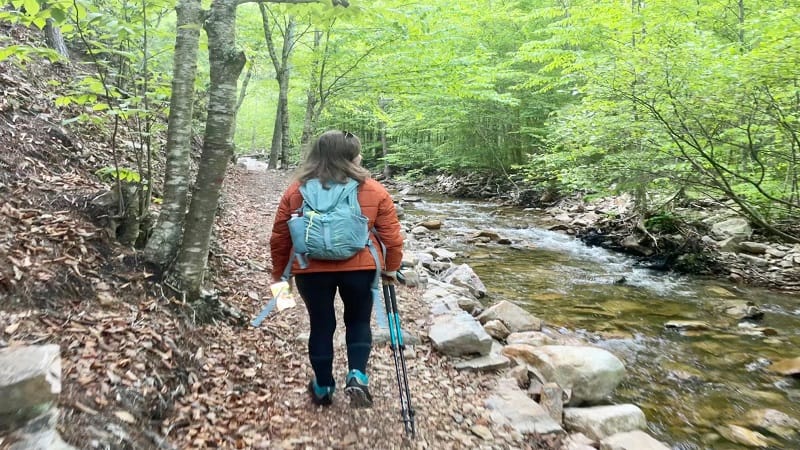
270, 178, 403, 281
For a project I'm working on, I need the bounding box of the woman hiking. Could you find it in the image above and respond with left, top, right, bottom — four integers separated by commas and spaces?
270, 130, 404, 407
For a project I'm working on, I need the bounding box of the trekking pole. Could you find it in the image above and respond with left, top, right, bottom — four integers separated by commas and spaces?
382, 277, 416, 437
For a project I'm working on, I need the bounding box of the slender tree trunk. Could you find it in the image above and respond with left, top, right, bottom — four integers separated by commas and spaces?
260, 6, 296, 169
231, 61, 254, 150
278, 18, 295, 167
44, 18, 69, 58
144, 0, 202, 268
300, 30, 321, 153
378, 97, 391, 179
268, 101, 282, 168
176, 0, 245, 297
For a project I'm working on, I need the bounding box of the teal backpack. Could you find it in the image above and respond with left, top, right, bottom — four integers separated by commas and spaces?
286, 178, 370, 266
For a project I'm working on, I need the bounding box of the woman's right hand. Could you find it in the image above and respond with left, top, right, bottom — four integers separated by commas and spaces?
381, 270, 398, 285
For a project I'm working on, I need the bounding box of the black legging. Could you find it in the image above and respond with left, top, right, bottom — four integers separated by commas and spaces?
294, 270, 374, 387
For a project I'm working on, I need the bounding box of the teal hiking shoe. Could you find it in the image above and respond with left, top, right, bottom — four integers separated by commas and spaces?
345, 369, 373, 408
308, 379, 334, 406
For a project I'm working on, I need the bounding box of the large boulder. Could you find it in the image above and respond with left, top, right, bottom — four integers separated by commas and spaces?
502, 345, 626, 405
0, 345, 76, 450
428, 311, 493, 356
0, 345, 61, 431
710, 218, 752, 241
477, 300, 543, 333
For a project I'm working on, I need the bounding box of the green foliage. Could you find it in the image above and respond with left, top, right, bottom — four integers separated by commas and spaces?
4, 0, 798, 238
645, 214, 681, 234
95, 166, 141, 183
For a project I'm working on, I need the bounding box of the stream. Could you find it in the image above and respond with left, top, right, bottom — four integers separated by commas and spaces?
403, 197, 800, 450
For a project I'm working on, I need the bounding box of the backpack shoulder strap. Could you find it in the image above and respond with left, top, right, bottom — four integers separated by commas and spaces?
344, 178, 362, 215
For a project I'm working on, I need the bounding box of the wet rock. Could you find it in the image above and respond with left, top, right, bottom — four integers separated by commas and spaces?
564, 404, 647, 440
744, 408, 800, 440
705, 286, 737, 297
473, 230, 501, 240
767, 356, 800, 376
717, 300, 763, 321
715, 424, 770, 447
477, 300, 543, 333
599, 430, 670, 450
418, 220, 442, 230
664, 320, 712, 331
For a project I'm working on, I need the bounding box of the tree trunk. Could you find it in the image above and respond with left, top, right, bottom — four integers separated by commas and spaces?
268, 101, 282, 168
300, 30, 322, 154
44, 18, 69, 58
381, 123, 390, 179
278, 78, 290, 167
378, 97, 391, 179
176, 0, 246, 298
231, 61, 254, 150
278, 18, 295, 168
144, 0, 202, 268
260, 6, 296, 169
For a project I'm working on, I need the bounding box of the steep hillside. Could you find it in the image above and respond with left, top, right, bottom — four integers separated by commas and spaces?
0, 23, 193, 448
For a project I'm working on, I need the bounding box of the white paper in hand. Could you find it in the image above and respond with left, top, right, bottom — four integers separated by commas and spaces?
271, 281, 296, 311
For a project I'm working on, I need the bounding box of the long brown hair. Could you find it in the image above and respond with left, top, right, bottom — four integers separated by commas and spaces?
295, 130, 370, 186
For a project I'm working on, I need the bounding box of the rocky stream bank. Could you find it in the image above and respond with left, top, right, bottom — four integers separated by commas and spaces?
403, 173, 800, 293
387, 177, 800, 449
